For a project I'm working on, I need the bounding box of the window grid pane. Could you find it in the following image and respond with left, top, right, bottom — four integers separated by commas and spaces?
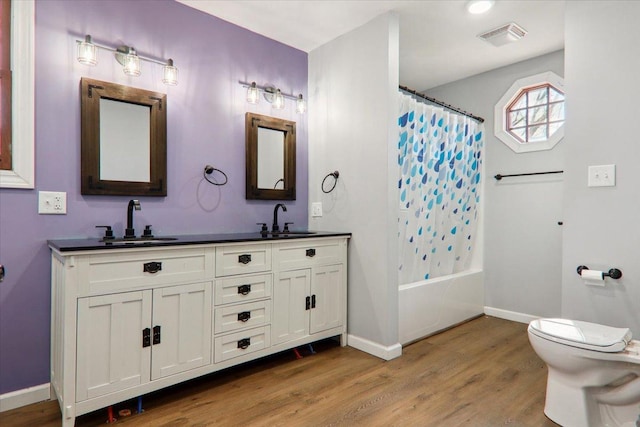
507, 83, 564, 144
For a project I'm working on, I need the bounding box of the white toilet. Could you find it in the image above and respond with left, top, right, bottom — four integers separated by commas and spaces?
528, 318, 640, 427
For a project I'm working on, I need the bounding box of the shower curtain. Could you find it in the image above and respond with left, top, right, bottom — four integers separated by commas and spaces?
398, 91, 483, 284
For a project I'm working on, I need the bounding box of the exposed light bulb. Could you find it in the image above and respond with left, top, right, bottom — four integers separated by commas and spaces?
77, 35, 97, 66
296, 94, 306, 114
122, 47, 141, 77
247, 82, 259, 104
162, 59, 178, 85
273, 89, 285, 109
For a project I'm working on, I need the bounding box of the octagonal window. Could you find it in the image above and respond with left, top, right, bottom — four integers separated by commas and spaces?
507, 84, 564, 143
495, 71, 565, 153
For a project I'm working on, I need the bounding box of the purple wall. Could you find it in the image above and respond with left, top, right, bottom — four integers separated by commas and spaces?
0, 0, 307, 394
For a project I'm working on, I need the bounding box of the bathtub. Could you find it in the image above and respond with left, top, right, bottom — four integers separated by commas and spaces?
398, 269, 484, 345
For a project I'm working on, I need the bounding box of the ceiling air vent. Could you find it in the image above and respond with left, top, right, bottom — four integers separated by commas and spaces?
478, 22, 527, 47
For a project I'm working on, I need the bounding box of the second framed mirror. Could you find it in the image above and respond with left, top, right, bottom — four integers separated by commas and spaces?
245, 113, 296, 200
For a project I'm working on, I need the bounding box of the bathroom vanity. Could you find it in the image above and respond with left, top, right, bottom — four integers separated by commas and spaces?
48, 232, 350, 426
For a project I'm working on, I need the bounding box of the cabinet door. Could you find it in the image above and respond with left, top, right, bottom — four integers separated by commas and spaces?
76, 290, 152, 402
151, 282, 212, 380
272, 269, 310, 345
310, 264, 344, 334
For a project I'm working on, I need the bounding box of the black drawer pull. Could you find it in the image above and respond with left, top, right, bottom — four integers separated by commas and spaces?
306, 296, 311, 310
238, 254, 252, 264
237, 338, 251, 349
237, 284, 251, 295
143, 261, 162, 274
142, 328, 151, 348
306, 249, 316, 258
237, 311, 251, 322
311, 294, 316, 309
153, 325, 161, 345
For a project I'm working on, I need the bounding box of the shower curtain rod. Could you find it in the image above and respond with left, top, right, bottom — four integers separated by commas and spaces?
399, 85, 485, 123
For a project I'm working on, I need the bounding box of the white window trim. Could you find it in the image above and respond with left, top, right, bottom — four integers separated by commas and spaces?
0, 0, 35, 189
494, 71, 564, 154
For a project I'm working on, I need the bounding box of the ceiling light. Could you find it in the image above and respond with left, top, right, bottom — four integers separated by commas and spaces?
467, 0, 494, 14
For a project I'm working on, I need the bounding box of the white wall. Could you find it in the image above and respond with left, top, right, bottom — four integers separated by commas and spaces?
427, 51, 565, 320
562, 1, 640, 335
308, 12, 401, 357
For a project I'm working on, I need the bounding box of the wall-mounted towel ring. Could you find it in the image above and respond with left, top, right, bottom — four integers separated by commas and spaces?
203, 165, 228, 186
577, 265, 623, 279
322, 171, 339, 193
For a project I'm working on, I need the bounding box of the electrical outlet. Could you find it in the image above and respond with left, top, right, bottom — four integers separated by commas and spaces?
38, 191, 67, 214
311, 202, 323, 217
588, 164, 616, 187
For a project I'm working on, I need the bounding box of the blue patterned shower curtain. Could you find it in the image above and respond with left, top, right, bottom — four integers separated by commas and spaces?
398, 92, 483, 284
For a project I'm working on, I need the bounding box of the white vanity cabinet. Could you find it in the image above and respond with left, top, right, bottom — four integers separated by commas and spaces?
49, 234, 348, 427
272, 239, 347, 346
75, 281, 212, 401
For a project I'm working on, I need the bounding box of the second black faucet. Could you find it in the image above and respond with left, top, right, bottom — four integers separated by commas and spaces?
125, 199, 141, 238
272, 203, 287, 232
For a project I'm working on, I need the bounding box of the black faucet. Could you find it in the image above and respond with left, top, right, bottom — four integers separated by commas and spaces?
125, 199, 141, 238
272, 203, 287, 232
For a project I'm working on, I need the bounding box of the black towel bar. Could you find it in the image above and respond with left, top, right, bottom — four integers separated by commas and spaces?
494, 170, 563, 180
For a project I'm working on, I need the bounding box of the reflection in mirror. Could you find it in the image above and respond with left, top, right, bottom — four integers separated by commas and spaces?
81, 78, 167, 196
257, 127, 284, 189
246, 113, 295, 200
99, 99, 150, 182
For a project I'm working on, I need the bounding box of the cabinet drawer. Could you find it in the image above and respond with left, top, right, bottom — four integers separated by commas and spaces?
80, 248, 212, 295
214, 326, 270, 363
276, 239, 344, 270
214, 300, 271, 334
214, 273, 272, 306
215, 244, 271, 277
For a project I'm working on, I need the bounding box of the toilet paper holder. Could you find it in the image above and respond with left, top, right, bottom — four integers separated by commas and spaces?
577, 265, 623, 279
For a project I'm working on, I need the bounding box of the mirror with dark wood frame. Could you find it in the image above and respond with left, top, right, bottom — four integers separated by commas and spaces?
80, 78, 167, 196
245, 112, 296, 200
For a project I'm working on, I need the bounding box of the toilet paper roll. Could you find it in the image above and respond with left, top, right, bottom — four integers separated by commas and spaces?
581, 269, 605, 286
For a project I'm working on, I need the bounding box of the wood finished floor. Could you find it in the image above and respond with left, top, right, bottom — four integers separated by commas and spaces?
0, 316, 558, 426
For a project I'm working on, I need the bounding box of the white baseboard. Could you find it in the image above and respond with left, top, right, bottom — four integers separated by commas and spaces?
484, 306, 539, 324
347, 334, 402, 360
0, 383, 50, 412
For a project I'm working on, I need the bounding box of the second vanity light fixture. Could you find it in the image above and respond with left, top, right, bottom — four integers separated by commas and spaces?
77, 35, 178, 85
242, 81, 306, 114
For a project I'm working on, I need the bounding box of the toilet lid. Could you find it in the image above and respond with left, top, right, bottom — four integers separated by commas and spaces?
528, 318, 632, 353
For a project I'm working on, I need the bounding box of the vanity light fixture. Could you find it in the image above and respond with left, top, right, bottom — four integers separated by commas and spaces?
76, 34, 178, 85
162, 59, 178, 86
247, 82, 259, 104
240, 81, 306, 114
272, 89, 285, 110
118, 46, 141, 77
296, 94, 306, 114
77, 35, 98, 66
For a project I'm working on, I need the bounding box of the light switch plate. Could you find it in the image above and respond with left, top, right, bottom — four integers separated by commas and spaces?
311, 202, 323, 217
38, 191, 67, 214
587, 164, 616, 187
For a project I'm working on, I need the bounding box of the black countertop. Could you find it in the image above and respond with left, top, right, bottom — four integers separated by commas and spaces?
48, 231, 351, 252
